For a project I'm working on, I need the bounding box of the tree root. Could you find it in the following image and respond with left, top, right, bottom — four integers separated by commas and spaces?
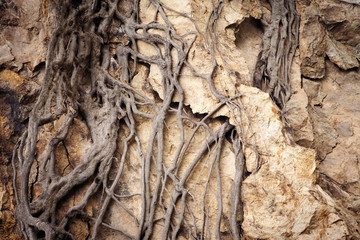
253, 0, 300, 109
12, 0, 254, 239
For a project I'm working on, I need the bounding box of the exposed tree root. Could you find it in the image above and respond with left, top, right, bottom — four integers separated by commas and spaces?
11, 0, 255, 239
253, 0, 300, 109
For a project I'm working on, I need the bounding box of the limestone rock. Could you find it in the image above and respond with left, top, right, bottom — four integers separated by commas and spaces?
309, 61, 360, 195
108, 1, 357, 238
299, 0, 360, 78
228, 85, 285, 173
318, 0, 360, 47
319, 150, 359, 185
297, 208, 349, 240
309, 107, 338, 160
2, 0, 360, 239
302, 77, 321, 104
335, 122, 353, 137
0, 0, 54, 70
217, 86, 345, 239
139, 0, 261, 114
234, 17, 263, 84
285, 89, 314, 147
326, 35, 359, 70
0, 45, 14, 66
299, 3, 326, 79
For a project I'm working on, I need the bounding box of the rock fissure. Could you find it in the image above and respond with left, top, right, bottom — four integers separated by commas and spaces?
1, 0, 360, 239
10, 0, 250, 239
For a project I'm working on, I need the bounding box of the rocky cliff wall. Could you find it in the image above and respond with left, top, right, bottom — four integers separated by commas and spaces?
0, 0, 359, 239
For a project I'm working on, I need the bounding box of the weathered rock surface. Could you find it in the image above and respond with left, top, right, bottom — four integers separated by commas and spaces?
314, 61, 360, 196
1, 0, 360, 239
299, 0, 360, 79
299, 3, 327, 79
0, 0, 54, 71
285, 89, 314, 147
296, 1, 360, 238
0, 45, 14, 66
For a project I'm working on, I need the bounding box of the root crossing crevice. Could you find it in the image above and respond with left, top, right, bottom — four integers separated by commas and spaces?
253, 0, 300, 109
12, 0, 257, 239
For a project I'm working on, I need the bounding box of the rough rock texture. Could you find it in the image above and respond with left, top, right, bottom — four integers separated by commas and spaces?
0, 0, 53, 238
315, 61, 360, 195
296, 0, 360, 238
285, 89, 314, 148
1, 0, 360, 239
299, 0, 360, 79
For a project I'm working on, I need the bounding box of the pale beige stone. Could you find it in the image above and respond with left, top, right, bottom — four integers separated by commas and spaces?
285, 89, 314, 147
0, 0, 51, 70
0, 45, 14, 65
299, 4, 327, 79
319, 147, 359, 185
3, 0, 360, 239
141, 0, 261, 115
326, 35, 359, 70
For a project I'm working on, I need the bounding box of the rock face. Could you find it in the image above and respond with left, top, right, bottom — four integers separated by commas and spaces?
299, 0, 360, 79
1, 0, 360, 239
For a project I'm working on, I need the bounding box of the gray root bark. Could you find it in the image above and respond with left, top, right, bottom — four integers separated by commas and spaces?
253, 0, 300, 109
11, 0, 261, 239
